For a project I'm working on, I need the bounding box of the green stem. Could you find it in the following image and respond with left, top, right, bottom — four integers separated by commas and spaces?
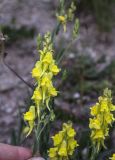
90, 146, 98, 160
57, 38, 77, 64
32, 107, 42, 155
32, 132, 39, 156
51, 23, 61, 42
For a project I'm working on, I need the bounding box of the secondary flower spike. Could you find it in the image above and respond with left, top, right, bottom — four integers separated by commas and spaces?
48, 122, 79, 160
89, 88, 115, 152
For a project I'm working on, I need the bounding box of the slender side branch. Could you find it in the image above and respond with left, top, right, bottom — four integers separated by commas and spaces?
3, 56, 34, 90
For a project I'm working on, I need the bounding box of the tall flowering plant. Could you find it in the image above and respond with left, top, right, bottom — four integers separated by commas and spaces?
23, 32, 60, 155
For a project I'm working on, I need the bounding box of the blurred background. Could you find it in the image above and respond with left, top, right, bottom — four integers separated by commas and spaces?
0, 0, 115, 158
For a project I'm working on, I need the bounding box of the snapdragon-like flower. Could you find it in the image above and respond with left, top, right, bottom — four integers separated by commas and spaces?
24, 32, 60, 136
89, 88, 115, 152
48, 122, 79, 160
109, 153, 115, 160
57, 1, 76, 32
57, 15, 67, 32
23, 106, 35, 136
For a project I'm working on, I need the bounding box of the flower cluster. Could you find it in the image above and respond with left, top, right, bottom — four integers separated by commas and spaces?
48, 122, 79, 160
57, 1, 76, 32
24, 32, 60, 136
109, 153, 115, 160
89, 88, 115, 152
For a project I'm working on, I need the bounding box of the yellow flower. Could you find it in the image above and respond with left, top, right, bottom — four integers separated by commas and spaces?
58, 141, 67, 157
24, 106, 35, 121
42, 52, 53, 64
67, 128, 76, 137
31, 67, 42, 80
50, 64, 60, 75
24, 106, 35, 136
89, 118, 101, 129
105, 113, 114, 124
32, 88, 42, 104
93, 130, 104, 139
68, 138, 78, 155
90, 104, 98, 116
41, 75, 51, 87
52, 131, 63, 146
57, 16, 66, 22
100, 98, 109, 112
109, 153, 115, 160
49, 148, 58, 158
57, 15, 67, 32
48, 86, 58, 97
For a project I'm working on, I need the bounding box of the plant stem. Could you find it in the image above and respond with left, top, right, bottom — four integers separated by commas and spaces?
90, 147, 98, 160
51, 23, 61, 42
3, 57, 34, 90
57, 38, 77, 64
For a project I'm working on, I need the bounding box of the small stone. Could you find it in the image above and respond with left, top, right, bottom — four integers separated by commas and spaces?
6, 107, 12, 113
73, 92, 80, 99
68, 53, 75, 59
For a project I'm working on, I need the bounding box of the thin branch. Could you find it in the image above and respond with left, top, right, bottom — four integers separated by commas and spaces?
3, 55, 34, 90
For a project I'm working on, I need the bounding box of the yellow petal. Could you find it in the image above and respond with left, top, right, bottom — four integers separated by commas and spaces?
50, 64, 60, 75
24, 106, 35, 121
42, 52, 53, 64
